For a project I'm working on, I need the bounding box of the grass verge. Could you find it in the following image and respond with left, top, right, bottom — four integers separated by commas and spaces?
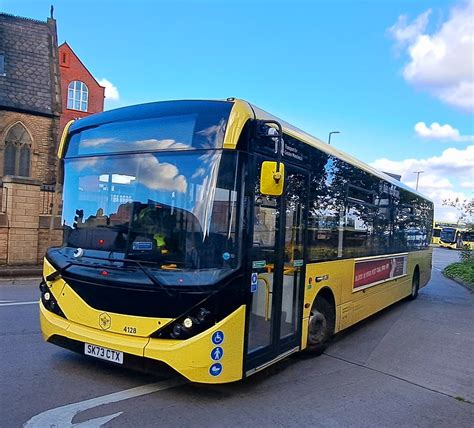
443, 261, 474, 291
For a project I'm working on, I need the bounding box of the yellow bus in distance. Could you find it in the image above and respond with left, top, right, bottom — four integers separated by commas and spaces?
439, 227, 474, 250
40, 99, 433, 383
432, 226, 441, 245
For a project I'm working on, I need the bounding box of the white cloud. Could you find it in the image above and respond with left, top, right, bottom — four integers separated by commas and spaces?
460, 180, 474, 188
134, 139, 190, 151
414, 121, 474, 141
81, 137, 117, 147
98, 78, 120, 101
74, 154, 187, 193
371, 145, 474, 222
389, 9, 431, 48
439, 81, 474, 110
389, 1, 474, 111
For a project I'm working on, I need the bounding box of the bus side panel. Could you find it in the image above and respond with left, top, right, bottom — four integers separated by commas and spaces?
302, 259, 353, 342
343, 250, 432, 330
408, 248, 432, 289
352, 276, 411, 324
301, 250, 432, 345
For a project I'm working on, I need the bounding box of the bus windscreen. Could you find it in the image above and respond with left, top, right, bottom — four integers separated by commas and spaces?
61, 150, 242, 282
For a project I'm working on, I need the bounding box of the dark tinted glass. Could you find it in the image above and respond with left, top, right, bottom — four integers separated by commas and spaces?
307, 147, 433, 261
66, 101, 233, 157
440, 228, 456, 243
462, 232, 474, 242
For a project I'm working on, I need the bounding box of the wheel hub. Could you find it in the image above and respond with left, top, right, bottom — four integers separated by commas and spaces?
308, 311, 327, 345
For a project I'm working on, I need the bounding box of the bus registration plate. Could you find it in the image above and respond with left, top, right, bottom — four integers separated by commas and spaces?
84, 343, 123, 364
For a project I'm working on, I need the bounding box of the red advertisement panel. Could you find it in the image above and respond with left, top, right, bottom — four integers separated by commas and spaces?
354, 256, 407, 290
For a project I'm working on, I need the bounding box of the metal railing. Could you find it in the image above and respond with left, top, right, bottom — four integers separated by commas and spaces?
40, 184, 61, 215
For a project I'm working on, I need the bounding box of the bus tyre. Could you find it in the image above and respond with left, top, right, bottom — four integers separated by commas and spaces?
408, 269, 420, 300
306, 297, 335, 356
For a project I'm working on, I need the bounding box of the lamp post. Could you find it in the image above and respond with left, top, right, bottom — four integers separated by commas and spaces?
413, 171, 424, 191
328, 131, 340, 145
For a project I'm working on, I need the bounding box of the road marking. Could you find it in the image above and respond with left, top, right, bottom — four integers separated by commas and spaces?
0, 301, 38, 307
24, 377, 185, 428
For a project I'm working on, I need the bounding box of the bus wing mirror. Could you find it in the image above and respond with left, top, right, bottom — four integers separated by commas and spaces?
255, 119, 285, 180
260, 161, 285, 196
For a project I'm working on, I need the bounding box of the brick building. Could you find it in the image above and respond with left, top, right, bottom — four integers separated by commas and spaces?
0, 12, 63, 265
0, 13, 105, 266
0, 12, 61, 184
58, 42, 105, 138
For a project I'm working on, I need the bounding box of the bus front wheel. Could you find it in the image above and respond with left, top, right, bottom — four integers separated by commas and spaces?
306, 297, 335, 356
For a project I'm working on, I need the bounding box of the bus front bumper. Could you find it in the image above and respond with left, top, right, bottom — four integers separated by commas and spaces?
40, 301, 245, 384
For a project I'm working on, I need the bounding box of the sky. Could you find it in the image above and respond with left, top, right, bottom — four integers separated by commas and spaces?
2, 0, 473, 222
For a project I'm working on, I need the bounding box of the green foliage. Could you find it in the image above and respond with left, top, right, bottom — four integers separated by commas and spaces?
459, 244, 473, 263
443, 260, 474, 289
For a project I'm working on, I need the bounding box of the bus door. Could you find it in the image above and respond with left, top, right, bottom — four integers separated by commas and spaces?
245, 158, 308, 373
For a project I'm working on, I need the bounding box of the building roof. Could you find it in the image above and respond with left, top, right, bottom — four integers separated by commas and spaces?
0, 13, 60, 117
59, 42, 105, 89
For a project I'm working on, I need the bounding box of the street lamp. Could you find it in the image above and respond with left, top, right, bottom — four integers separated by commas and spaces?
328, 131, 340, 145
413, 171, 424, 191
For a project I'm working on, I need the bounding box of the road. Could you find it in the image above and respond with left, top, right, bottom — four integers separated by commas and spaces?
1, 247, 473, 427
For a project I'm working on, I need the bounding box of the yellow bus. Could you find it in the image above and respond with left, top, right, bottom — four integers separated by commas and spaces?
462, 231, 474, 250
439, 227, 474, 250
432, 226, 442, 245
40, 99, 433, 383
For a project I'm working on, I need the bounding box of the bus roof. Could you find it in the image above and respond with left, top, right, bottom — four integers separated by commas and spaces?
66, 98, 432, 203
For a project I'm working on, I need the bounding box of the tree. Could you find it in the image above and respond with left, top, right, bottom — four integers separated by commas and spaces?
442, 197, 474, 229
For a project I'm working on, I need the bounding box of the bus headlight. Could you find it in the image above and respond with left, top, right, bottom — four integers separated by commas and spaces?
196, 308, 210, 323
152, 307, 213, 339
171, 324, 183, 338
39, 280, 66, 319
183, 317, 193, 329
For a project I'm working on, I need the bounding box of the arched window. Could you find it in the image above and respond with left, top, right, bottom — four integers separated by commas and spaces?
67, 81, 88, 112
3, 123, 32, 177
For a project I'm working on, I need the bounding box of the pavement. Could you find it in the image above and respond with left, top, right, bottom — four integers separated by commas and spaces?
0, 247, 472, 427
0, 264, 42, 278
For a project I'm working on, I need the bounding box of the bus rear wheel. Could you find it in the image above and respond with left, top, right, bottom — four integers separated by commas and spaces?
306, 297, 334, 356
408, 268, 420, 300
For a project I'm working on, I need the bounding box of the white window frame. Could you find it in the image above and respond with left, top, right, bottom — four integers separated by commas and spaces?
67, 81, 88, 112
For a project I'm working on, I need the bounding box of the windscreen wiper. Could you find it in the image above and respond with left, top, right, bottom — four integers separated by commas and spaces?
45, 262, 73, 282
58, 253, 174, 296
131, 259, 174, 297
